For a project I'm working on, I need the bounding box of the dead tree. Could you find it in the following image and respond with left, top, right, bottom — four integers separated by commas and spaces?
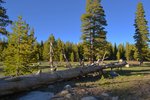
97, 51, 108, 65
63, 53, 72, 68
79, 59, 82, 66
101, 51, 107, 63
79, 59, 84, 67
0, 61, 127, 97
61, 48, 72, 69
81, 59, 85, 67
49, 41, 58, 72
96, 59, 100, 65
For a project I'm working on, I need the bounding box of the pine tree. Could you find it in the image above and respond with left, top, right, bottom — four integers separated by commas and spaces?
65, 42, 73, 61
134, 2, 150, 64
81, 0, 107, 63
125, 43, 130, 61
56, 38, 64, 62
0, 0, 12, 35
58, 39, 65, 62
146, 49, 150, 61
37, 41, 44, 61
72, 44, 79, 62
77, 43, 84, 61
3, 16, 38, 76
70, 52, 74, 62
0, 38, 7, 61
0, 42, 3, 61
27, 28, 38, 62
117, 44, 125, 60
60, 53, 64, 62
43, 41, 49, 61
113, 43, 118, 60
107, 43, 114, 60
134, 48, 138, 60
130, 44, 136, 60
125, 43, 136, 61
117, 51, 121, 60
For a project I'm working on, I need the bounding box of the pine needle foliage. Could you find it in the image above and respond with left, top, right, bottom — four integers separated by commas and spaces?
3, 16, 38, 76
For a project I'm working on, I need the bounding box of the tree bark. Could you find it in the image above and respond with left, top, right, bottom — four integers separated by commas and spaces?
49, 42, 53, 68
101, 51, 107, 63
0, 61, 127, 97
63, 53, 72, 68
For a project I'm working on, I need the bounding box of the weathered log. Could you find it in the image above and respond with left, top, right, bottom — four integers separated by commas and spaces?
0, 61, 127, 97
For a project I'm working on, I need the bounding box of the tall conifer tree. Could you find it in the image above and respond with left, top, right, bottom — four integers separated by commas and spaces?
0, 0, 12, 35
3, 16, 38, 76
70, 52, 74, 62
134, 2, 150, 64
56, 38, 64, 62
81, 0, 107, 63
113, 43, 118, 60
117, 44, 125, 60
125, 43, 130, 61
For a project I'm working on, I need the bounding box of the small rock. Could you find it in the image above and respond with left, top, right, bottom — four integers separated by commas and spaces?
81, 96, 97, 100
19, 91, 54, 100
64, 85, 72, 90
81, 89, 86, 92
101, 92, 109, 97
110, 71, 119, 78
60, 90, 69, 95
112, 96, 119, 100
65, 93, 72, 99
91, 63, 95, 66
125, 64, 129, 67
119, 59, 123, 63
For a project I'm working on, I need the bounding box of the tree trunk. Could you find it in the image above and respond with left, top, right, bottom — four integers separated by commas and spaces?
49, 42, 53, 68
101, 51, 108, 64
63, 53, 72, 68
139, 60, 143, 66
0, 61, 127, 97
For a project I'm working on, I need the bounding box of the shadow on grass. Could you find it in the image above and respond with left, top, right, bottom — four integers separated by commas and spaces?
108, 79, 150, 100
116, 69, 150, 76
38, 67, 150, 93
109, 87, 147, 100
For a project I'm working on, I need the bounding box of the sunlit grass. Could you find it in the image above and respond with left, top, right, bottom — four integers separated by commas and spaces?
0, 61, 150, 78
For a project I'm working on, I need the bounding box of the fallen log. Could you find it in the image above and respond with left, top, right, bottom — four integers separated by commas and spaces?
0, 61, 127, 97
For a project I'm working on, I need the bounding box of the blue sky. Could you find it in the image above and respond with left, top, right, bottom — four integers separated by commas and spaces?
4, 0, 150, 44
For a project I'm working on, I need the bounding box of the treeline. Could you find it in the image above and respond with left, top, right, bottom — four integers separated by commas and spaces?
42, 36, 145, 62
0, 34, 145, 63
38, 37, 146, 62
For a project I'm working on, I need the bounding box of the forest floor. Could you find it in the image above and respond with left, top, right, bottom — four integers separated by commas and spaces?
48, 66, 150, 100
0, 62, 150, 100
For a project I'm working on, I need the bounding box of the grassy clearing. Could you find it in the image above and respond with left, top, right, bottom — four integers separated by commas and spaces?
0, 61, 150, 77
